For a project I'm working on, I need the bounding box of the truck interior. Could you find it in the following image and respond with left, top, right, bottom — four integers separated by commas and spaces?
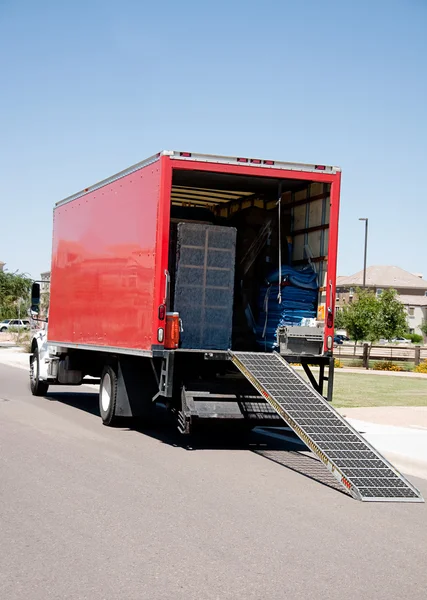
167, 168, 331, 353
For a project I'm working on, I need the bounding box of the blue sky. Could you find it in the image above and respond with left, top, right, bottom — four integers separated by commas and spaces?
1, 0, 426, 279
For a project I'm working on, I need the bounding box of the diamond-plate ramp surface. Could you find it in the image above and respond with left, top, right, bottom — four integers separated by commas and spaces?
230, 352, 423, 502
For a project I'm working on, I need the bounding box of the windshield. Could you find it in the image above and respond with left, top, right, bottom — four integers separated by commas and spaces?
1, 319, 11, 324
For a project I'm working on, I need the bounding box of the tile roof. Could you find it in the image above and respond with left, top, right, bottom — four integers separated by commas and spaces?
336, 266, 427, 290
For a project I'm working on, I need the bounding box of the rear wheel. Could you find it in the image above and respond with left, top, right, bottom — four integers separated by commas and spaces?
30, 346, 49, 396
0, 327, 7, 333
99, 365, 119, 426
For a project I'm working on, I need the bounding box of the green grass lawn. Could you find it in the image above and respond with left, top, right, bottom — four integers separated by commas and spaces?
332, 372, 427, 408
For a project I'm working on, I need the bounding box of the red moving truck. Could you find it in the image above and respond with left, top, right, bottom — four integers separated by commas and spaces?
30, 150, 341, 432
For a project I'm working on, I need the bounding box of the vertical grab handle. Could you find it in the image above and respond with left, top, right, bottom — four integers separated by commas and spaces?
164, 270, 170, 308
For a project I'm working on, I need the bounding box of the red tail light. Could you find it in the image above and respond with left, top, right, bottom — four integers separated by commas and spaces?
158, 304, 166, 320
165, 312, 180, 349
327, 309, 333, 328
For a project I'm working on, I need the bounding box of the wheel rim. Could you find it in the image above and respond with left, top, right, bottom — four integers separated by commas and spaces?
101, 373, 112, 412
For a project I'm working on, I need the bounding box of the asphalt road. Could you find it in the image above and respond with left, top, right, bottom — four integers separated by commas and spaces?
1, 363, 426, 600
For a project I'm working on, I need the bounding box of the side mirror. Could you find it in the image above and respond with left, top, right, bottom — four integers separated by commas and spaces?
31, 282, 40, 313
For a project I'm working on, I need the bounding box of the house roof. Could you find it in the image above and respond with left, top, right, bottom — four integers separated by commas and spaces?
398, 295, 427, 307
337, 266, 427, 290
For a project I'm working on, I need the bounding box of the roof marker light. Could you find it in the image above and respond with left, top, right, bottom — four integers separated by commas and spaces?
315, 165, 326, 170
250, 159, 262, 164
263, 160, 275, 166
180, 152, 192, 157
237, 157, 249, 163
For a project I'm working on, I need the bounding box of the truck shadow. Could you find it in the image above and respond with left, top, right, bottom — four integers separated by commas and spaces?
47, 390, 350, 498
47, 391, 101, 416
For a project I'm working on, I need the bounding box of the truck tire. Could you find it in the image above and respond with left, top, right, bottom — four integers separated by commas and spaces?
99, 365, 119, 426
30, 346, 50, 396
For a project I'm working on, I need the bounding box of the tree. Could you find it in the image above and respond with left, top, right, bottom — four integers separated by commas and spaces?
342, 287, 410, 362
344, 289, 379, 348
375, 288, 408, 341
334, 308, 347, 330
0, 271, 32, 320
420, 320, 427, 341
40, 290, 50, 318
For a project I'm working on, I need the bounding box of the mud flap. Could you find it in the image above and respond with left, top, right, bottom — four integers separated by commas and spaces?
115, 357, 155, 418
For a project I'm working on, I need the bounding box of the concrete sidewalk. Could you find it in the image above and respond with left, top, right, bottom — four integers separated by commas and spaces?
336, 407, 427, 480
338, 406, 427, 428
0, 347, 29, 370
341, 414, 427, 480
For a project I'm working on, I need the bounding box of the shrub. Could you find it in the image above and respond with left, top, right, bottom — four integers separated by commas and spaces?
404, 333, 423, 344
19, 333, 32, 353
334, 358, 344, 368
414, 360, 427, 374
7, 326, 21, 334
373, 360, 403, 372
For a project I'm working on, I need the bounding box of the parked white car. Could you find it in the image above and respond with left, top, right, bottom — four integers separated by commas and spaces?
0, 319, 30, 332
391, 337, 409, 344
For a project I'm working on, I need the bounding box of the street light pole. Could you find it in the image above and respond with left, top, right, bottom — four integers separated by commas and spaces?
359, 218, 368, 288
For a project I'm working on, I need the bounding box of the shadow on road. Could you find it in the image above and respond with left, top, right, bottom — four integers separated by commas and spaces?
46, 389, 350, 498
47, 391, 100, 416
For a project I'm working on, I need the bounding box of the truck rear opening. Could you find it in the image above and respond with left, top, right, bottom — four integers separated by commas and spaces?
167, 160, 338, 354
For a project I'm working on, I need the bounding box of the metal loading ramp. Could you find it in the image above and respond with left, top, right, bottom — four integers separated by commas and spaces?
230, 352, 424, 502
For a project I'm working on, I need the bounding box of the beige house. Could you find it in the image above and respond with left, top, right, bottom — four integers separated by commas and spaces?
336, 266, 427, 336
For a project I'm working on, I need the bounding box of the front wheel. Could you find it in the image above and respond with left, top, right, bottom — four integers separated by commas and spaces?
99, 365, 119, 426
0, 327, 7, 333
30, 346, 49, 396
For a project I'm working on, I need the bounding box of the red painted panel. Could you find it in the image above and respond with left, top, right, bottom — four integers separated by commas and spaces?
48, 159, 165, 351
152, 156, 172, 339
324, 173, 342, 350
171, 159, 338, 183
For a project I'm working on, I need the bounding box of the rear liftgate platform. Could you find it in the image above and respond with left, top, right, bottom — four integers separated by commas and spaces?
230, 352, 424, 503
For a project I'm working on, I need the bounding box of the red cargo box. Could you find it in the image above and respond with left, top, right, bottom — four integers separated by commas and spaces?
48, 152, 341, 354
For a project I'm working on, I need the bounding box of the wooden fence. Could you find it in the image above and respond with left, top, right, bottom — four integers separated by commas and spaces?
334, 343, 427, 368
